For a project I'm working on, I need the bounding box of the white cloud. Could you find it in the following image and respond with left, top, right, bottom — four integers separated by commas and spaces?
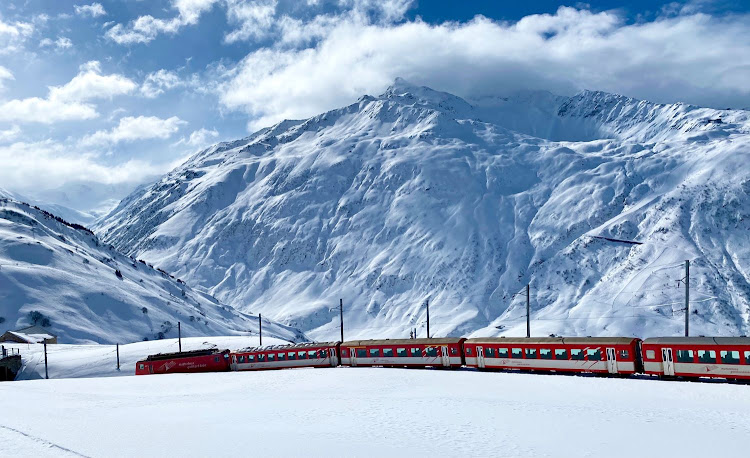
106, 0, 219, 44
224, 0, 277, 43
0, 140, 166, 193
81, 116, 187, 146
217, 7, 750, 131
0, 61, 137, 124
40, 36, 73, 50
75, 3, 107, 18
0, 17, 33, 54
0, 125, 21, 143
174, 127, 219, 148
0, 65, 13, 91
141, 69, 184, 98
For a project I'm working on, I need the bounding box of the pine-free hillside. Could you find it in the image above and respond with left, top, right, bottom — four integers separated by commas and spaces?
0, 198, 305, 344
96, 80, 750, 341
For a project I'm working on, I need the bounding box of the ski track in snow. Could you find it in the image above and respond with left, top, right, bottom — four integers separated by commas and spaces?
1, 368, 749, 457
0, 425, 89, 457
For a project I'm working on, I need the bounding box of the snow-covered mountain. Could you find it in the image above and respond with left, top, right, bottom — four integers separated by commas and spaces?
0, 198, 304, 344
96, 79, 750, 340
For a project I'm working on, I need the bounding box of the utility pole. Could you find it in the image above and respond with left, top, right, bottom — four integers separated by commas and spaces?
259, 313, 263, 346
178, 322, 182, 352
685, 260, 690, 337
426, 299, 430, 339
43, 341, 48, 379
339, 299, 344, 342
116, 343, 120, 371
526, 284, 531, 338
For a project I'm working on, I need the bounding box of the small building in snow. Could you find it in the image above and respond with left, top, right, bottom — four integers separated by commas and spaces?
0, 325, 57, 344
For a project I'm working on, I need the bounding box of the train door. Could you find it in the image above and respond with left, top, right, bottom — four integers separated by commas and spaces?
606, 348, 618, 374
441, 346, 450, 367
329, 348, 337, 367
661, 348, 675, 376
477, 346, 486, 369
350, 348, 357, 367
230, 355, 237, 371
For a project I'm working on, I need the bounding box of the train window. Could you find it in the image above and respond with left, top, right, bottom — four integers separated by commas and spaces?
555, 349, 567, 360
676, 350, 693, 363
383, 348, 394, 357
746, 351, 750, 364
497, 348, 509, 358
426, 347, 438, 357
397, 348, 407, 357
277, 353, 286, 361
697, 350, 716, 363
369, 349, 380, 357
570, 349, 584, 360
451, 347, 458, 355
465, 348, 472, 356
298, 351, 307, 359
258, 354, 266, 362
539, 349, 552, 360
288, 352, 296, 360
720, 351, 740, 364
619, 350, 629, 359
586, 349, 601, 361
646, 350, 655, 360
214, 357, 220, 362
139, 364, 144, 370
525, 348, 537, 359
248, 355, 255, 362
484, 348, 495, 357
411, 348, 421, 357
308, 351, 318, 358
267, 354, 275, 362
238, 355, 245, 363
511, 348, 523, 359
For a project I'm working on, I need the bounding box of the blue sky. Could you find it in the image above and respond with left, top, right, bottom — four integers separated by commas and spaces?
1, 0, 749, 214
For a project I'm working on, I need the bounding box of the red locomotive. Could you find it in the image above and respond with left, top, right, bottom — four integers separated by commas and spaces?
136, 349, 231, 375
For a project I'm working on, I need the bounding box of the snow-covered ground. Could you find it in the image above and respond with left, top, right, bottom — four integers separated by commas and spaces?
3, 336, 289, 380
1, 367, 748, 457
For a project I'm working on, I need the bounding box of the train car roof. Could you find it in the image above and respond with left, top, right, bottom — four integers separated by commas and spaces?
341, 337, 465, 346
464, 337, 639, 345
643, 337, 750, 345
142, 348, 228, 361
237, 341, 340, 352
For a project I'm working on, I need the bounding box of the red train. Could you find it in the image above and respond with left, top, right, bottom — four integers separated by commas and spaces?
135, 336, 750, 381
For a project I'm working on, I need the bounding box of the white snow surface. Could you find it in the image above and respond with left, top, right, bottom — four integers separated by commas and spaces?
0, 198, 304, 344
1, 367, 750, 457
96, 79, 750, 341
2, 335, 288, 380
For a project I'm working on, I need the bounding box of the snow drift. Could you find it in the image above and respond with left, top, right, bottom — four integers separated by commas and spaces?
96, 79, 750, 340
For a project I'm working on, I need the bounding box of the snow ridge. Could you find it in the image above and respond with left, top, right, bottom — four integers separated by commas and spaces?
96, 80, 750, 340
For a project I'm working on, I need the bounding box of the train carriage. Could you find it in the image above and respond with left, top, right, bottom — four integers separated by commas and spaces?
230, 342, 340, 371
642, 337, 750, 380
463, 337, 642, 375
340, 338, 465, 368
136, 349, 231, 375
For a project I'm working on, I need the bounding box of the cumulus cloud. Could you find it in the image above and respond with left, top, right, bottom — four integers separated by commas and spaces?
0, 61, 137, 124
0, 17, 33, 54
217, 7, 750, 131
224, 0, 277, 43
40, 36, 73, 50
80, 115, 187, 146
174, 127, 219, 148
0, 140, 166, 193
75, 3, 107, 18
141, 69, 184, 98
106, 0, 219, 44
0, 125, 21, 143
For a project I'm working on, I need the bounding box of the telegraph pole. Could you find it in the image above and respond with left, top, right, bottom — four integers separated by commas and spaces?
259, 313, 263, 346
116, 343, 120, 371
526, 284, 531, 338
178, 321, 182, 352
685, 260, 690, 337
339, 299, 344, 342
426, 299, 430, 339
44, 341, 48, 379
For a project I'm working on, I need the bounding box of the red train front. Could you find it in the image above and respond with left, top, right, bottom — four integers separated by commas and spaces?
136, 349, 231, 375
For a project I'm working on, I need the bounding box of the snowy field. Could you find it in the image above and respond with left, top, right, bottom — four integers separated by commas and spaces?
1, 367, 749, 457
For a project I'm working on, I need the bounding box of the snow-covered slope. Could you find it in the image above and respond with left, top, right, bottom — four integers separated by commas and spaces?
0, 198, 304, 344
96, 80, 750, 340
